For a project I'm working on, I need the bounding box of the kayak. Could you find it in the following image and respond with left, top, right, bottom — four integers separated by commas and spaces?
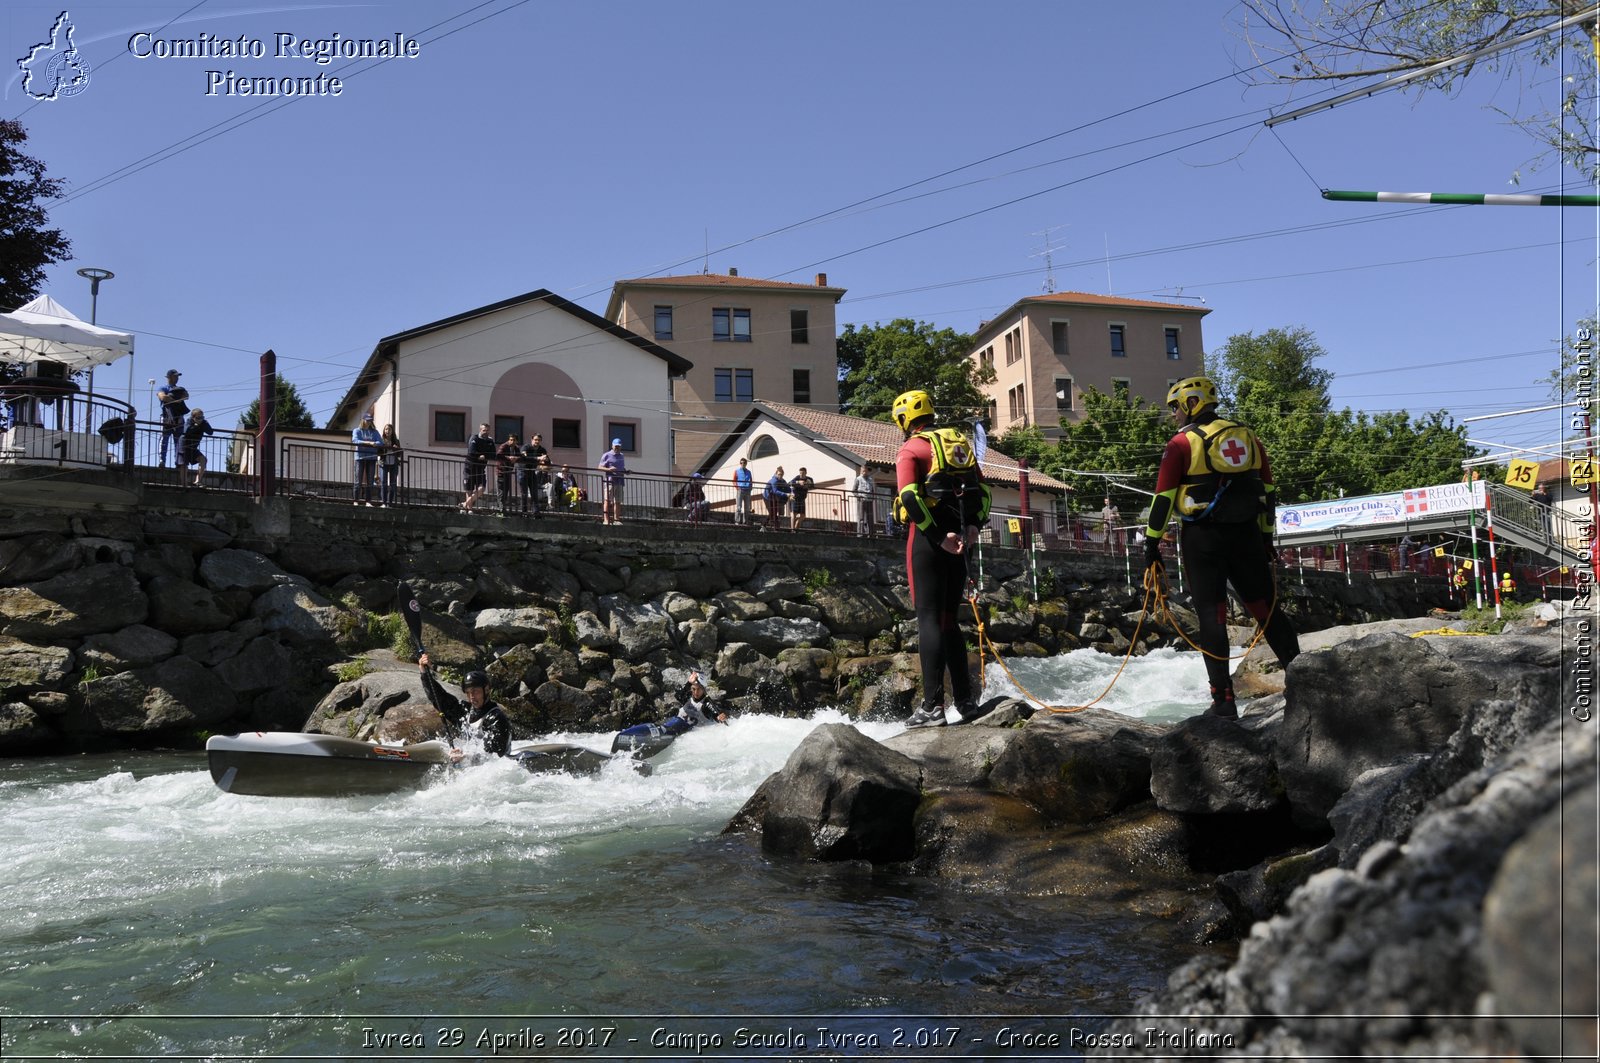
206, 732, 663, 796
610, 720, 684, 759
206, 732, 452, 797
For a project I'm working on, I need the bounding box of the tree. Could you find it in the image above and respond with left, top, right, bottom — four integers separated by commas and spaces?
238, 377, 316, 431
996, 388, 1173, 511
1237, 1, 1597, 179
0, 120, 71, 313
837, 319, 992, 424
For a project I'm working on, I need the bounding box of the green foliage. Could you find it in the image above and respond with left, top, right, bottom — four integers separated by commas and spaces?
1462, 599, 1531, 634
238, 376, 317, 431
837, 319, 991, 423
0, 121, 71, 315
803, 567, 834, 594
77, 664, 101, 688
335, 657, 370, 683
1238, 1, 1598, 180
554, 603, 578, 648
998, 387, 1171, 499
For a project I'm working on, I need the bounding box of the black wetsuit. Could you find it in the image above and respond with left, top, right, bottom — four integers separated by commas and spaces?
420, 669, 511, 756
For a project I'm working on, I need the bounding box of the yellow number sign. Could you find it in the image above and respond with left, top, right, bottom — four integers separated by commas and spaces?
1007, 518, 1022, 535
1505, 459, 1539, 489
1573, 458, 1598, 486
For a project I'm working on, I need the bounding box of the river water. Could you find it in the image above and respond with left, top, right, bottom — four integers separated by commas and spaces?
1, 650, 1218, 1061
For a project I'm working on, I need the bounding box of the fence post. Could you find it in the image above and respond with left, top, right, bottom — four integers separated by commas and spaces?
257, 350, 277, 499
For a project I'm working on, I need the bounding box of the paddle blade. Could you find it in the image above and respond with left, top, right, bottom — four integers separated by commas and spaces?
397, 581, 425, 656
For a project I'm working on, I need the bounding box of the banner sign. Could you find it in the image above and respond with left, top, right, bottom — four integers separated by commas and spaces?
1275, 480, 1485, 536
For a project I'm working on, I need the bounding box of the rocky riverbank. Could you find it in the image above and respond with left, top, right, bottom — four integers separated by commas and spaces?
0, 495, 1450, 753
724, 611, 1594, 1060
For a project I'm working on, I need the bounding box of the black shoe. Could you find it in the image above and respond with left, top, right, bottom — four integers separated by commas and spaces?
1204, 685, 1238, 719
906, 706, 946, 729
952, 701, 979, 723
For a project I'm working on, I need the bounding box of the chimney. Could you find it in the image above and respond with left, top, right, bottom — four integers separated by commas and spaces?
815, 273, 828, 287
728, 267, 738, 277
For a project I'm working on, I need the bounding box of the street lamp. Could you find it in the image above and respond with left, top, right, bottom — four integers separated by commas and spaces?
75, 267, 119, 407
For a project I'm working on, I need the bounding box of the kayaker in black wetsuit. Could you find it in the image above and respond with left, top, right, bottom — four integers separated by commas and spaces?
418, 654, 511, 759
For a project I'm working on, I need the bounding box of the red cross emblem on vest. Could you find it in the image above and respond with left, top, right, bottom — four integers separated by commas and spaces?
1220, 438, 1248, 466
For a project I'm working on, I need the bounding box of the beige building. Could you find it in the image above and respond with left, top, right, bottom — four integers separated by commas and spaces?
969, 292, 1210, 437
606, 271, 846, 474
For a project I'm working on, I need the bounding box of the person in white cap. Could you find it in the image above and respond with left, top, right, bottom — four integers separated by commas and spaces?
156, 369, 189, 467
598, 438, 627, 525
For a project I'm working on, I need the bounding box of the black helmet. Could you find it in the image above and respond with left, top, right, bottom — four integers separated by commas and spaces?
463, 669, 489, 691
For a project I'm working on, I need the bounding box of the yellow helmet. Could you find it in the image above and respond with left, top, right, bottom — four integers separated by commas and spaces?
1165, 376, 1218, 415
891, 390, 935, 434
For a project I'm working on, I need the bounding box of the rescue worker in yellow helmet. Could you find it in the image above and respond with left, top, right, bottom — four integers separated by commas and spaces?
893, 389, 991, 727
1143, 376, 1299, 719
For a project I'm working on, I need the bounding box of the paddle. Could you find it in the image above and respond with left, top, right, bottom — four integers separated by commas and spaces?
397, 580, 425, 658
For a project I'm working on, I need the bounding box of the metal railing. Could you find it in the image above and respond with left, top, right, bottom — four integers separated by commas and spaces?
0, 391, 137, 470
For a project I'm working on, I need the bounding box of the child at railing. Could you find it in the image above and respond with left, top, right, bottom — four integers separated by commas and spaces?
181, 409, 213, 487
379, 424, 403, 506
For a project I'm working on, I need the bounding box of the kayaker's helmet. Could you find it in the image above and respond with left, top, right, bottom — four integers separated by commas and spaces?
462, 669, 489, 691
1166, 376, 1218, 417
892, 389, 935, 435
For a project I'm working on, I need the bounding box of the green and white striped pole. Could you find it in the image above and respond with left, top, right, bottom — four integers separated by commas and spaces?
1323, 189, 1600, 207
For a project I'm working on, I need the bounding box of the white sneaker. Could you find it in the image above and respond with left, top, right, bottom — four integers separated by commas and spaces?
906, 706, 946, 729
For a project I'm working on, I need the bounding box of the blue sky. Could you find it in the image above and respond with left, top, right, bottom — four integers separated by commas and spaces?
5, 1, 1594, 475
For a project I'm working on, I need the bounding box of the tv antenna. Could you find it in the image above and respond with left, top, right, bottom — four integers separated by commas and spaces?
1029, 225, 1068, 294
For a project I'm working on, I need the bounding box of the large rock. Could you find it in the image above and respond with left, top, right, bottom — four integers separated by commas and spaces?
1483, 780, 1599, 1061
304, 670, 430, 738
213, 636, 297, 695
809, 584, 895, 636
145, 575, 237, 635
1233, 616, 1469, 698
0, 534, 76, 585
605, 598, 674, 658
274, 541, 381, 583
75, 656, 238, 736
984, 710, 1159, 825
78, 624, 179, 672
197, 548, 299, 593
250, 583, 346, 646
1277, 630, 1561, 824
715, 616, 830, 655
1150, 713, 1284, 814
0, 701, 58, 749
472, 607, 554, 644
0, 564, 147, 638
729, 723, 921, 863
0, 635, 74, 690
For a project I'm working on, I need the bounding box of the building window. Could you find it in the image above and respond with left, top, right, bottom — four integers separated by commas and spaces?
790, 309, 809, 344
606, 421, 638, 452
714, 367, 754, 403
1054, 377, 1074, 413
431, 408, 468, 445
1109, 324, 1126, 358
1165, 327, 1181, 360
1051, 321, 1069, 357
654, 305, 673, 341
1007, 382, 1027, 423
978, 345, 994, 370
793, 368, 811, 405
551, 418, 582, 450
1004, 327, 1022, 366
713, 307, 751, 342
749, 434, 779, 459
493, 415, 524, 443
1112, 377, 1131, 401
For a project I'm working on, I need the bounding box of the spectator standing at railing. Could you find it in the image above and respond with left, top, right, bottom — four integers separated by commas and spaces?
852, 463, 876, 538
685, 473, 709, 523
1099, 497, 1120, 552
789, 467, 814, 531
379, 423, 404, 507
351, 411, 382, 506
598, 439, 627, 525
494, 433, 521, 516
732, 457, 753, 525
519, 433, 549, 517
156, 369, 189, 468
180, 408, 213, 487
764, 467, 789, 531
462, 423, 494, 513
1530, 481, 1553, 538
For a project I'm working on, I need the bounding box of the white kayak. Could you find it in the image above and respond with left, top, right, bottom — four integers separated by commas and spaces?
206, 732, 453, 797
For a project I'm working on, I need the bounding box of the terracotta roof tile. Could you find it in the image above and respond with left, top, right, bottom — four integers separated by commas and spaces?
615, 273, 845, 293
1019, 290, 1211, 313
758, 401, 1070, 492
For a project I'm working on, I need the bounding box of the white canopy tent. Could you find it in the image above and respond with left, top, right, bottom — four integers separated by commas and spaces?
0, 294, 134, 370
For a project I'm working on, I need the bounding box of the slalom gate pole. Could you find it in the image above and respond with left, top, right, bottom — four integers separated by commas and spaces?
1485, 485, 1502, 620
1469, 514, 1484, 610
1322, 189, 1600, 207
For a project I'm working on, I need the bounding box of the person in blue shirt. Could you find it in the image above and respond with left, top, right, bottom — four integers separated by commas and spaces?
156, 369, 189, 468
598, 439, 627, 525
351, 411, 382, 506
732, 457, 753, 525
764, 467, 790, 531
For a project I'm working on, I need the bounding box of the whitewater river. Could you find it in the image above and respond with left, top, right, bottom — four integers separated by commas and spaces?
1, 650, 1219, 1061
